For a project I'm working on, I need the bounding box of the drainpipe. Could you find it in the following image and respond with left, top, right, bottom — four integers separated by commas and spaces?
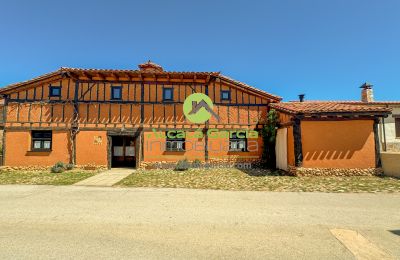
382, 117, 387, 152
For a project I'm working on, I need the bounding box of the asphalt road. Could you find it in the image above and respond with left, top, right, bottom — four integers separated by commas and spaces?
0, 185, 399, 259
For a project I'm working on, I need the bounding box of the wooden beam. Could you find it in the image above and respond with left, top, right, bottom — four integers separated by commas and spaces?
95, 73, 106, 81
110, 73, 119, 81
71, 80, 80, 165
293, 118, 303, 167
81, 72, 92, 80
140, 82, 144, 124
373, 118, 382, 168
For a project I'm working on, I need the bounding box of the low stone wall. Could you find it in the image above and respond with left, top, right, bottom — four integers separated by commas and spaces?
386, 142, 400, 152
0, 165, 107, 172
288, 166, 383, 177
140, 159, 263, 169
381, 152, 400, 178
0, 166, 50, 171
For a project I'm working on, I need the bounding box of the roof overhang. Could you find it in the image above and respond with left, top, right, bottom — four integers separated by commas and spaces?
0, 67, 281, 101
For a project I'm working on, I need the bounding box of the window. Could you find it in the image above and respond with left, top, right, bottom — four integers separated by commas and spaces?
396, 117, 400, 138
49, 86, 61, 97
163, 87, 173, 101
31, 131, 52, 151
221, 90, 231, 101
166, 132, 185, 151
229, 132, 247, 152
111, 86, 122, 100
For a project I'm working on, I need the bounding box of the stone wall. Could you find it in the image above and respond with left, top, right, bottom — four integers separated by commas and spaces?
288, 166, 383, 176
386, 143, 400, 152
381, 152, 400, 178
139, 158, 264, 169
0, 165, 107, 172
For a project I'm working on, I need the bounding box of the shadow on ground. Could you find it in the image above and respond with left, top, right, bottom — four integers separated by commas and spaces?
389, 230, 400, 236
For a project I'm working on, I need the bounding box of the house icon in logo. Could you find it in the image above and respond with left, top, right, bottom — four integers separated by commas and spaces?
183, 93, 220, 123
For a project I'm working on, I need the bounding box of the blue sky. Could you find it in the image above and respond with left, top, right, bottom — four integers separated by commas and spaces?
1, 0, 399, 101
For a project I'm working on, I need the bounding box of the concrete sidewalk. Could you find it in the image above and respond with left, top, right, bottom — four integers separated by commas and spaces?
74, 168, 133, 186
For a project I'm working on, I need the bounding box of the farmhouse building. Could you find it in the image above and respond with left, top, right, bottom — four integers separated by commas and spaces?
0, 62, 393, 174
0, 62, 280, 168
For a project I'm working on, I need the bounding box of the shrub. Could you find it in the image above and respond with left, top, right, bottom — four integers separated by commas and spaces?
65, 163, 74, 170
191, 159, 202, 168
174, 159, 190, 171
54, 161, 66, 169
51, 166, 64, 173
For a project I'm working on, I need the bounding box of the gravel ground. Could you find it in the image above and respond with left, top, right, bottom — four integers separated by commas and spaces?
117, 168, 400, 192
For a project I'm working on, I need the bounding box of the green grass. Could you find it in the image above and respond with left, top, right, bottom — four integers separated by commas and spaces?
0, 169, 99, 185
117, 168, 400, 193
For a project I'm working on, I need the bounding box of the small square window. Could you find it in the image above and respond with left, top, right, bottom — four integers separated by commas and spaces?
165, 131, 185, 151
111, 86, 122, 100
49, 86, 61, 97
221, 90, 231, 101
163, 88, 173, 101
229, 132, 247, 152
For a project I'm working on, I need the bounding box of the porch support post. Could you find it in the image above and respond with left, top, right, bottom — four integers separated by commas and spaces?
2, 130, 6, 166
136, 127, 143, 168
203, 76, 216, 163
293, 117, 303, 167
382, 117, 387, 152
373, 118, 382, 168
140, 82, 144, 124
107, 135, 112, 169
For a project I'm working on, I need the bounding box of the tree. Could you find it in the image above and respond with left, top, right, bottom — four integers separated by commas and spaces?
261, 109, 278, 169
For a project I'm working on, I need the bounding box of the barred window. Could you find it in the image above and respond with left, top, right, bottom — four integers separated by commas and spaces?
395, 117, 400, 138
229, 132, 247, 152
31, 131, 52, 151
166, 132, 185, 152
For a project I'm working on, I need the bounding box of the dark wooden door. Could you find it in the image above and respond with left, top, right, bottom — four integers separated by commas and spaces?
111, 136, 136, 168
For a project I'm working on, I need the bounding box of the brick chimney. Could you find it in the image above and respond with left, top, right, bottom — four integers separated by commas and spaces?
360, 82, 374, 102
138, 60, 164, 72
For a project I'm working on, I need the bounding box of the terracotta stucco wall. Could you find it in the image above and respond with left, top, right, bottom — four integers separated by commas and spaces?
142, 130, 263, 163
76, 131, 108, 166
301, 120, 375, 168
4, 130, 71, 166
143, 130, 205, 162
208, 135, 262, 162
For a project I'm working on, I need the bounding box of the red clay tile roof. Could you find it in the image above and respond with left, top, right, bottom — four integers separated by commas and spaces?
340, 101, 400, 105
0, 66, 281, 101
270, 101, 392, 115
287, 100, 400, 105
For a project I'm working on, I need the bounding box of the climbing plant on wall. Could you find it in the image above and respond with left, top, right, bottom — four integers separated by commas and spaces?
261, 109, 278, 169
